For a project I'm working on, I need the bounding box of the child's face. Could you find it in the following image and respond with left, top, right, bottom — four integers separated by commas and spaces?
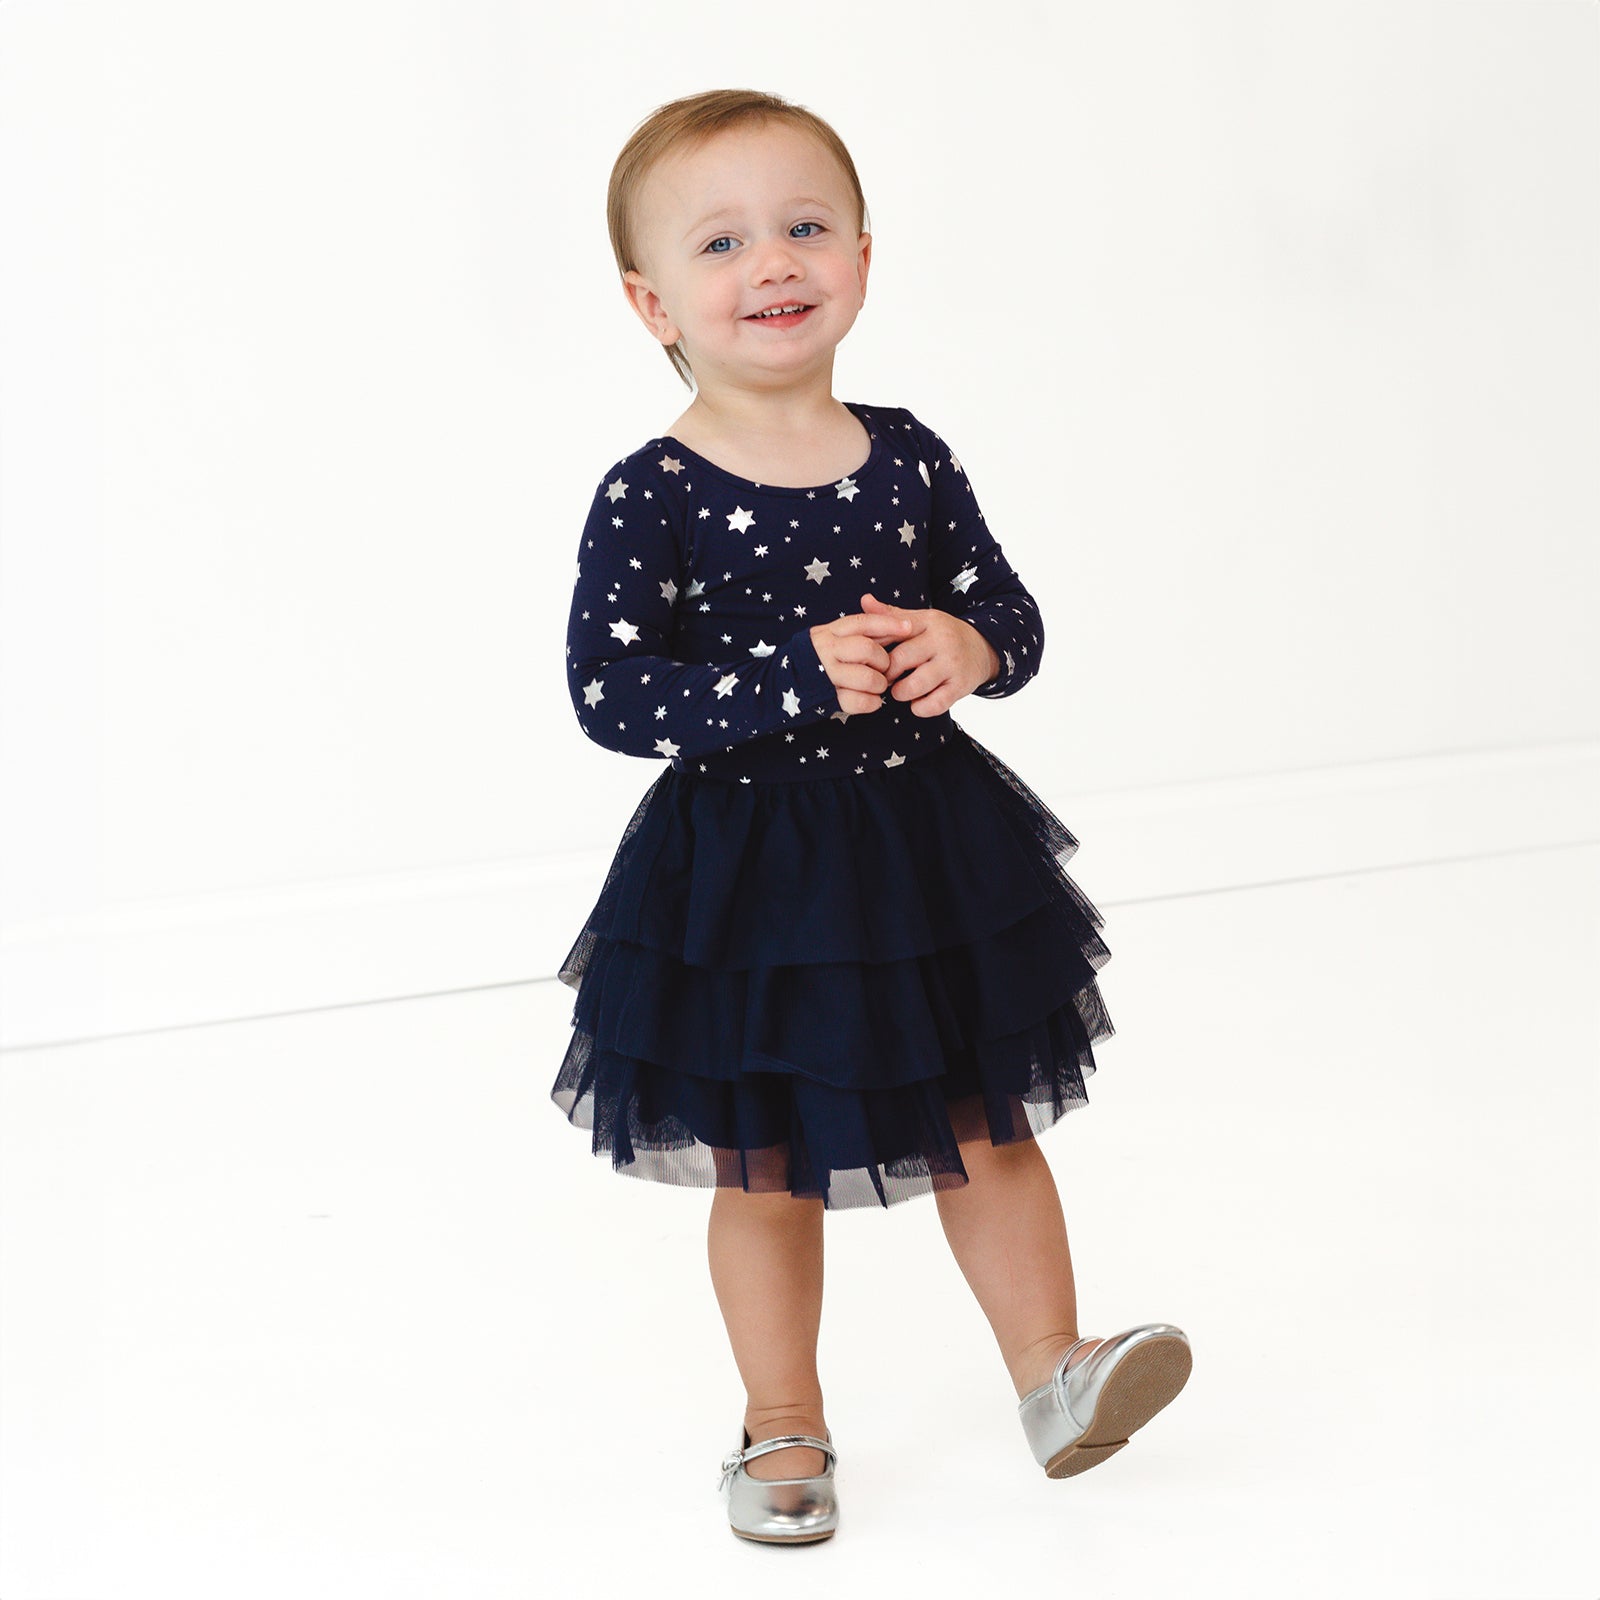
623, 120, 872, 394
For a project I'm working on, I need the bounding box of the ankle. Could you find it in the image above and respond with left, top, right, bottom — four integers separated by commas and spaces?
1012, 1332, 1099, 1400
739, 1402, 831, 1482
742, 1400, 828, 1441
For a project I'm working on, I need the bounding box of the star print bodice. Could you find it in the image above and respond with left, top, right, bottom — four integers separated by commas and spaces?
565, 401, 1044, 784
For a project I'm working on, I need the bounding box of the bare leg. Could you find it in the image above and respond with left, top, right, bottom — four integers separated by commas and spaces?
933, 1135, 1104, 1398
707, 1186, 830, 1479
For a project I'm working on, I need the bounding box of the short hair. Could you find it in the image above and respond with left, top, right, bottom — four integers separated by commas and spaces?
607, 88, 871, 391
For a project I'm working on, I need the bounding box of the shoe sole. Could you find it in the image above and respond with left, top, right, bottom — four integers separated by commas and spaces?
1043, 1334, 1193, 1479
730, 1526, 837, 1544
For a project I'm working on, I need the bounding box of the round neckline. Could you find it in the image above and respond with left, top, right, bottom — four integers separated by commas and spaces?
660, 401, 882, 497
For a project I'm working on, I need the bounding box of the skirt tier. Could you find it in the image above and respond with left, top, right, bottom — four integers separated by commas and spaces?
551, 723, 1113, 1210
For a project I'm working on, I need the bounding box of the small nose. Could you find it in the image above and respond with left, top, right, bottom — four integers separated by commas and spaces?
748, 233, 803, 286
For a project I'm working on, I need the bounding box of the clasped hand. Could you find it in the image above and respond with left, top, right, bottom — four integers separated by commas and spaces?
809, 592, 1001, 719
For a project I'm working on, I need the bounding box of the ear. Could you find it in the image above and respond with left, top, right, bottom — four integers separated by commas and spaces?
623, 269, 681, 348
855, 232, 872, 304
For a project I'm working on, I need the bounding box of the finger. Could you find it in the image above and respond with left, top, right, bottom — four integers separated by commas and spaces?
860, 592, 915, 619
908, 682, 954, 716
869, 601, 931, 636
896, 663, 957, 712
883, 637, 931, 681
856, 634, 902, 667
826, 612, 916, 640
837, 661, 890, 695
829, 636, 896, 673
836, 685, 888, 714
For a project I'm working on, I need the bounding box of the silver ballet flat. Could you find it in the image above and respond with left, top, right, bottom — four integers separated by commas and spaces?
717, 1428, 839, 1544
1018, 1323, 1192, 1479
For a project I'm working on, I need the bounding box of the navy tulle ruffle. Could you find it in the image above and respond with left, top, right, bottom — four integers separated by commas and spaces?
551, 724, 1113, 1210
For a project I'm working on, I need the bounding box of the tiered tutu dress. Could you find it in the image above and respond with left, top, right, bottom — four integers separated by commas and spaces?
552, 402, 1113, 1210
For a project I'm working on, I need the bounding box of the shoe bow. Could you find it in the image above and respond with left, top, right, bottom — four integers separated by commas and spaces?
718, 1448, 745, 1492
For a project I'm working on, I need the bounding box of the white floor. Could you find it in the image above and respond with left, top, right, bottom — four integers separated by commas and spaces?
2, 844, 1596, 1600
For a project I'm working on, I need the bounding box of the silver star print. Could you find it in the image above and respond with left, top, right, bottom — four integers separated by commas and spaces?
804, 557, 831, 584
608, 618, 642, 644
727, 506, 756, 533
950, 565, 980, 594
658, 456, 683, 474
606, 478, 628, 502
835, 475, 859, 501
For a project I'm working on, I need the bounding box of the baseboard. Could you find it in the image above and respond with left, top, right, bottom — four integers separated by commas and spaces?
2, 739, 1594, 1051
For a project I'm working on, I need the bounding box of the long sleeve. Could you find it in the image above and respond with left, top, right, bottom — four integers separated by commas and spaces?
914, 417, 1045, 699
565, 455, 841, 763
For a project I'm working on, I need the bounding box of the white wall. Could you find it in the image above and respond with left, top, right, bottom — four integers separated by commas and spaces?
2, 0, 1595, 1047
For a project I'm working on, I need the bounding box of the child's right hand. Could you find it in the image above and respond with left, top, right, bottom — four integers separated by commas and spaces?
810, 609, 915, 715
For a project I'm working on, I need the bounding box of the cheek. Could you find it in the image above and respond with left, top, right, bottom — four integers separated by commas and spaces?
692, 273, 742, 320
830, 251, 866, 298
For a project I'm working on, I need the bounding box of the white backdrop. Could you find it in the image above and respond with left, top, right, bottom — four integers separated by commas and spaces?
1, 0, 1595, 1045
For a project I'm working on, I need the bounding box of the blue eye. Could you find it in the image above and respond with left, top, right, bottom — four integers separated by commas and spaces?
791, 222, 823, 238
705, 236, 734, 254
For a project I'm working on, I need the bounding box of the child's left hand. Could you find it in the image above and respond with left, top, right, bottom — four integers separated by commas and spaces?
858, 592, 1001, 716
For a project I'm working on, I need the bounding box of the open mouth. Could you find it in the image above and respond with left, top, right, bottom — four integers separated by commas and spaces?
744, 304, 815, 326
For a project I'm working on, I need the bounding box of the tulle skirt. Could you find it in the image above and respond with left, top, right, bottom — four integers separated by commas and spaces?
550, 722, 1113, 1210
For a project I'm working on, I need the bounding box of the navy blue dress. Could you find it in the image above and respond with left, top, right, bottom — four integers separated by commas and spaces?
552, 400, 1113, 1209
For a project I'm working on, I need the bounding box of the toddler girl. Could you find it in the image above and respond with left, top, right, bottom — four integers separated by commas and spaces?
552, 87, 1191, 1544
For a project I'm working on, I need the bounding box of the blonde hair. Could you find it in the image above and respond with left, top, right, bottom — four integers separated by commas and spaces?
607, 88, 871, 391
